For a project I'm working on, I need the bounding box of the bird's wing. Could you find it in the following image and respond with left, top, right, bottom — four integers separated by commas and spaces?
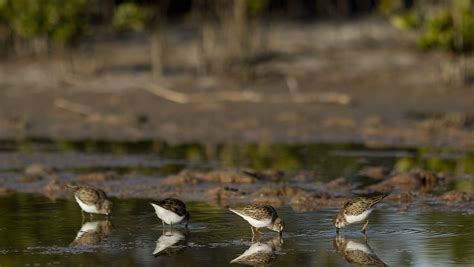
155, 198, 187, 216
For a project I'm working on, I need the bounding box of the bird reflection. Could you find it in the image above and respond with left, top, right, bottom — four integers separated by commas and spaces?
153, 229, 188, 257
230, 236, 283, 266
70, 219, 112, 246
333, 234, 387, 267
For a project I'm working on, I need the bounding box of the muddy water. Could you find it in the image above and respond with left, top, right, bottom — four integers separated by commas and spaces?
0, 194, 473, 266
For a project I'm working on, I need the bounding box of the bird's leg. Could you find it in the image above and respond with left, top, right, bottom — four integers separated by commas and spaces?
89, 213, 93, 220
162, 220, 165, 228
251, 226, 256, 236
362, 232, 368, 243
361, 219, 369, 234
256, 228, 264, 235
81, 210, 85, 220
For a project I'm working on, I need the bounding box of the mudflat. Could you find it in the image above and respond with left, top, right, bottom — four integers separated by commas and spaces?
0, 20, 473, 148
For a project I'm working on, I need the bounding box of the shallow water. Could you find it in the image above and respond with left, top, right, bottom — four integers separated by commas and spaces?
0, 194, 473, 266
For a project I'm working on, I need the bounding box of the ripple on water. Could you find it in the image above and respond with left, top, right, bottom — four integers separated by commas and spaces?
1, 195, 474, 266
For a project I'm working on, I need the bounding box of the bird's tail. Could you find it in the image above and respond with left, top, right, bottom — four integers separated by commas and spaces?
228, 208, 241, 216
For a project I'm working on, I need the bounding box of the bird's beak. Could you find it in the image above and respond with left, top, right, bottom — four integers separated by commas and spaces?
279, 231, 283, 238
336, 227, 339, 234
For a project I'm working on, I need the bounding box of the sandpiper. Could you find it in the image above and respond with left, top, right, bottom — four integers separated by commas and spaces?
229, 205, 285, 237
230, 237, 282, 265
66, 183, 113, 217
334, 193, 388, 234
70, 220, 112, 246
333, 234, 387, 266
153, 229, 188, 257
150, 198, 190, 228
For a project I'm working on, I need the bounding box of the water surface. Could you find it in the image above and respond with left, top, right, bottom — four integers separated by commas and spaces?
0, 194, 473, 266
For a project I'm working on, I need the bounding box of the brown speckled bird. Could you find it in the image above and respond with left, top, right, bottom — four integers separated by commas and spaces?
66, 183, 113, 217
229, 205, 285, 237
70, 220, 112, 246
151, 198, 190, 228
334, 194, 388, 234
230, 236, 283, 266
333, 234, 387, 267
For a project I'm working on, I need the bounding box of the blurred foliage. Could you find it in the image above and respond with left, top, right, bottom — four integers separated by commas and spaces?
378, 0, 406, 15
0, 0, 90, 44
394, 148, 474, 175
112, 2, 152, 32
246, 0, 269, 16
391, 11, 421, 30
1, 140, 473, 180
1, 0, 471, 54
453, 179, 474, 193
386, 0, 474, 53
394, 157, 418, 172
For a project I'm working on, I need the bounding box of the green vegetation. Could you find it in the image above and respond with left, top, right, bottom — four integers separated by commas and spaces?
387, 0, 474, 53
1, 139, 473, 178
112, 2, 152, 32
0, 0, 90, 44
1, 1, 471, 55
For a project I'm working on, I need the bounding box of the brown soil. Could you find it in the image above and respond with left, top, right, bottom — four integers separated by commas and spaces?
0, 19, 473, 148
1, 166, 472, 213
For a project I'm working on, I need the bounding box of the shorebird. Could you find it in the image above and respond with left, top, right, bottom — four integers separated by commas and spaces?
150, 198, 190, 228
334, 194, 388, 234
230, 237, 282, 265
70, 220, 112, 246
66, 184, 113, 218
153, 229, 188, 257
333, 234, 387, 266
229, 205, 285, 237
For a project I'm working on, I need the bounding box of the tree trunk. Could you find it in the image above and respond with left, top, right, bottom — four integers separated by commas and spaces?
151, 0, 169, 79
230, 0, 248, 59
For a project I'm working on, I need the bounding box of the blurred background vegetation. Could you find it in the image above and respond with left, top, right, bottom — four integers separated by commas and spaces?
0, 0, 472, 77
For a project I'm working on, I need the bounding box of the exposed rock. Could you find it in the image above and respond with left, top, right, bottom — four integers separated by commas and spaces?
0, 187, 16, 195
162, 169, 256, 186
358, 166, 390, 179
290, 191, 338, 212
291, 171, 317, 182
363, 182, 393, 193
242, 170, 286, 182
256, 185, 307, 198
441, 191, 473, 202
389, 173, 420, 188
364, 170, 441, 192
253, 196, 285, 207
326, 177, 352, 192
205, 186, 246, 203
416, 169, 440, 188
